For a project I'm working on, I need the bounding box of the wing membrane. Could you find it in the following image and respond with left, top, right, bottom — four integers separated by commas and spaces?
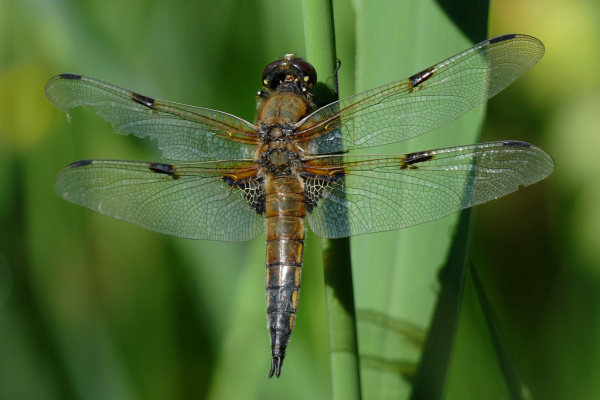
45, 74, 259, 161
305, 141, 554, 238
297, 34, 544, 154
55, 159, 264, 242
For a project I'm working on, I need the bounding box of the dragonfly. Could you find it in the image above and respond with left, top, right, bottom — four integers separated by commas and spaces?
45, 33, 554, 378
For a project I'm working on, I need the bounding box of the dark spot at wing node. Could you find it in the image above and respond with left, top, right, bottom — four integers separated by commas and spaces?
132, 93, 156, 109
149, 162, 180, 179
59, 73, 82, 80
69, 159, 93, 168
489, 34, 516, 45
401, 152, 435, 169
502, 140, 531, 148
410, 66, 436, 87
222, 176, 266, 215
303, 171, 345, 213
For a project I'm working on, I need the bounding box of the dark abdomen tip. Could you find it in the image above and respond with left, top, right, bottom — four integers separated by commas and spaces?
268, 356, 284, 378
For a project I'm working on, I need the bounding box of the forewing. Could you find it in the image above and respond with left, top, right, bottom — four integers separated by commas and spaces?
296, 34, 544, 154
45, 74, 259, 161
305, 141, 554, 238
55, 159, 264, 242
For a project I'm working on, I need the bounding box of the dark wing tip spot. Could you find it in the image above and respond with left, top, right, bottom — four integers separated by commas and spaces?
69, 159, 93, 168
132, 92, 156, 109
503, 140, 531, 148
489, 34, 517, 45
59, 73, 82, 80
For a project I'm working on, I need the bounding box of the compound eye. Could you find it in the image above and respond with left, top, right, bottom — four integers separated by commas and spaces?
262, 61, 280, 85
290, 59, 317, 84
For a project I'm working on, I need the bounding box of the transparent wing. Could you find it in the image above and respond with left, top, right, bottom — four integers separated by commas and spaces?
55, 159, 264, 242
296, 34, 545, 154
304, 141, 554, 238
45, 74, 260, 161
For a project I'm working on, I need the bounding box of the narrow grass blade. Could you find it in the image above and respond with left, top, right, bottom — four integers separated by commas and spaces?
303, 1, 362, 399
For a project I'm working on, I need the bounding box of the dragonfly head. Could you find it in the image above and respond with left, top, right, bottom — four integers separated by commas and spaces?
262, 54, 317, 96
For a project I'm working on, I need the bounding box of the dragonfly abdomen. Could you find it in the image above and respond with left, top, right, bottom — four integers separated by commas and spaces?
264, 174, 306, 378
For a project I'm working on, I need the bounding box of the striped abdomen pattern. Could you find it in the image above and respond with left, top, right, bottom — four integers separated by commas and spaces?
264, 174, 306, 378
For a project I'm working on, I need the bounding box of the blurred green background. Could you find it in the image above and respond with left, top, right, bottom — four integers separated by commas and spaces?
0, 0, 599, 399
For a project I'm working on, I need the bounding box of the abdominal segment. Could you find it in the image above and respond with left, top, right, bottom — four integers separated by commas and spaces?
264, 175, 306, 378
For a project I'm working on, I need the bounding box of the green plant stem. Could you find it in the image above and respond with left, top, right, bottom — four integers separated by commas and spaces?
302, 1, 361, 399
302, 0, 338, 97
321, 238, 361, 400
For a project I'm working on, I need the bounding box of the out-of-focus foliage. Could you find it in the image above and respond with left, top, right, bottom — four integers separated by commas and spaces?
0, 0, 597, 399
468, 1, 600, 399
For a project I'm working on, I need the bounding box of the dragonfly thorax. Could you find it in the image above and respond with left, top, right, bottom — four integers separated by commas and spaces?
257, 123, 304, 175
258, 123, 298, 146
259, 146, 302, 176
